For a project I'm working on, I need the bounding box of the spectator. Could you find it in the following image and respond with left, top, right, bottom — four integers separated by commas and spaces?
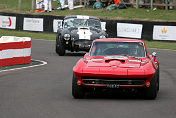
168, 0, 173, 9
44, 0, 52, 12
35, 0, 45, 12
57, 0, 62, 9
60, 0, 74, 10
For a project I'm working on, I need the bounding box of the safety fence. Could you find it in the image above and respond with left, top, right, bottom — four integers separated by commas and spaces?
0, 12, 176, 41
0, 36, 31, 67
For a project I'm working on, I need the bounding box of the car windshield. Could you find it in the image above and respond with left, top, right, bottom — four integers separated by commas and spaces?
63, 18, 101, 29
90, 41, 146, 57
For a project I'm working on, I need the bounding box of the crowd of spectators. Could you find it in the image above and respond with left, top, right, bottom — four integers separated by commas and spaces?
35, 0, 176, 12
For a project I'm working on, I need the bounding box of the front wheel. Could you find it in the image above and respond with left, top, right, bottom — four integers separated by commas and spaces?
72, 74, 85, 99
56, 36, 65, 56
144, 69, 159, 99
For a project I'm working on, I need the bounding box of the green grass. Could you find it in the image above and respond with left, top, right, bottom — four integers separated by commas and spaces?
0, 0, 31, 11
144, 40, 176, 50
0, 0, 176, 21
1, 28, 176, 50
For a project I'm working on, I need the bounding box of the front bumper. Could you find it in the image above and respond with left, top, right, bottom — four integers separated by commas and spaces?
73, 39, 93, 50
78, 76, 148, 89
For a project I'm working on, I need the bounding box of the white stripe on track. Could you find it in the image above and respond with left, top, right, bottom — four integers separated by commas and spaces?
0, 59, 47, 73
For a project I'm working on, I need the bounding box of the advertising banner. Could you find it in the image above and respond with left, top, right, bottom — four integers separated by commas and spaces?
117, 23, 143, 38
23, 18, 43, 31
53, 19, 62, 33
153, 25, 176, 41
101, 22, 106, 31
0, 15, 16, 29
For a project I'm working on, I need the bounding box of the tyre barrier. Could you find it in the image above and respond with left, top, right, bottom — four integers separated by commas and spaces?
0, 36, 31, 67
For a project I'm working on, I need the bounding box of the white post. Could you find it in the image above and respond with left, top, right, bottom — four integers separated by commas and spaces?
32, 0, 35, 12
136, 0, 139, 8
18, 0, 22, 11
165, 0, 168, 10
151, 0, 153, 10
84, 0, 86, 8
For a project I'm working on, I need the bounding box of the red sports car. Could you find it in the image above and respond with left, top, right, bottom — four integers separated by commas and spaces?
72, 38, 159, 99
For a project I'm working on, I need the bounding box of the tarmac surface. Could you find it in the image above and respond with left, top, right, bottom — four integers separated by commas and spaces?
0, 39, 176, 118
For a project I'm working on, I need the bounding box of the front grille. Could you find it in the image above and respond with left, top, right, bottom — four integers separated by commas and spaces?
74, 40, 92, 47
82, 77, 146, 86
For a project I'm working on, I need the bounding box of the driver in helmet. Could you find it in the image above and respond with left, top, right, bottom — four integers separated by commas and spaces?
129, 45, 138, 57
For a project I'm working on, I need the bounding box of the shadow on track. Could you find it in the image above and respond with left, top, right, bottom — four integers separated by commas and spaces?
81, 90, 156, 100
64, 52, 86, 57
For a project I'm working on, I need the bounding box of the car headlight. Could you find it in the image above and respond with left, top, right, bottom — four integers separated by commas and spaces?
64, 34, 70, 40
99, 35, 106, 39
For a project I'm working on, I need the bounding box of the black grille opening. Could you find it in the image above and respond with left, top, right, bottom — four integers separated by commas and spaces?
82, 77, 146, 86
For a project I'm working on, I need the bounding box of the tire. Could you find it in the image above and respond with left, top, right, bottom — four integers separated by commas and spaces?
56, 36, 65, 56
144, 68, 159, 99
72, 74, 84, 99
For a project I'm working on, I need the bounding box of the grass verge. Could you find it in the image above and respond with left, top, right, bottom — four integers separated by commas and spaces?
0, 29, 56, 40
1, 28, 176, 50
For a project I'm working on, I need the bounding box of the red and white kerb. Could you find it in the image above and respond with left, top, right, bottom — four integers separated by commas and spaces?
0, 36, 31, 67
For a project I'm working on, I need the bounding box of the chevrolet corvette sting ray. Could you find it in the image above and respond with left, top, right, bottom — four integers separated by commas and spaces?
72, 38, 159, 99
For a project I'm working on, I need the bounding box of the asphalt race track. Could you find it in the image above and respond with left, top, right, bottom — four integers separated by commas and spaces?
0, 39, 176, 118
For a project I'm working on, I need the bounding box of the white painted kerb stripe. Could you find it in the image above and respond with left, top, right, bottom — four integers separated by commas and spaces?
0, 48, 31, 59
0, 59, 47, 73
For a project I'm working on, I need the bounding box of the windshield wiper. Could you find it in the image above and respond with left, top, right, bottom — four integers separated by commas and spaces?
120, 54, 139, 59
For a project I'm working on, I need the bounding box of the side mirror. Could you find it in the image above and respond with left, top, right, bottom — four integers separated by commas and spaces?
152, 52, 157, 58
84, 53, 89, 58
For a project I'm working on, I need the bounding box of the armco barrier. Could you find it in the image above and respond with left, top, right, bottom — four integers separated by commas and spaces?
0, 36, 31, 67
0, 12, 176, 41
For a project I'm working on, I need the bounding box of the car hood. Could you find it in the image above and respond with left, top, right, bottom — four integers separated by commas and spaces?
81, 56, 147, 77
85, 56, 142, 68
